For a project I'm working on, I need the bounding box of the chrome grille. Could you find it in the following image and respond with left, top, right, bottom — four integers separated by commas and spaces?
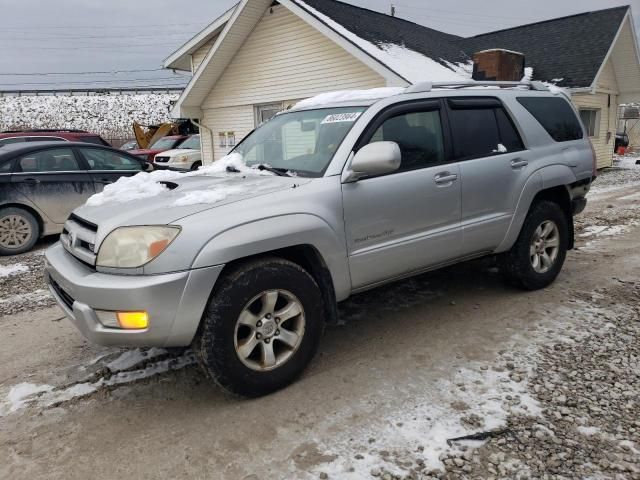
61, 216, 97, 266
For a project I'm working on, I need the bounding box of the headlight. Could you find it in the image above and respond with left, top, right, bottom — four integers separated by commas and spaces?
96, 226, 180, 268
178, 155, 189, 162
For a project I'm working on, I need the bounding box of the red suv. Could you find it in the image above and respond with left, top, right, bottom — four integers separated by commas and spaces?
0, 129, 110, 147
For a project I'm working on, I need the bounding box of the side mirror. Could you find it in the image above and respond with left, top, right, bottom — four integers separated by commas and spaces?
344, 141, 401, 182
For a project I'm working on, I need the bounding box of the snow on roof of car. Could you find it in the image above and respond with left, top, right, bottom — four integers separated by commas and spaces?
293, 87, 406, 110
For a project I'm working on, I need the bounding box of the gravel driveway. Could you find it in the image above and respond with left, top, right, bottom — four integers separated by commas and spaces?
1, 157, 639, 480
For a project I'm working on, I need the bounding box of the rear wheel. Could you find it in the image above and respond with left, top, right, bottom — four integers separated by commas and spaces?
190, 161, 202, 171
193, 257, 325, 397
501, 201, 568, 290
0, 207, 39, 255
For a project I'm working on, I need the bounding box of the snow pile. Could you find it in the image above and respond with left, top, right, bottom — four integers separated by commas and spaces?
173, 185, 247, 207
294, 0, 471, 84
295, 87, 405, 109
0, 92, 179, 140
521, 67, 534, 82
0, 264, 29, 278
85, 153, 271, 207
3, 383, 54, 413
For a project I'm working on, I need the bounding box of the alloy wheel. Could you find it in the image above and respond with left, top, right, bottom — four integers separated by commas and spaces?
530, 220, 560, 274
0, 214, 33, 250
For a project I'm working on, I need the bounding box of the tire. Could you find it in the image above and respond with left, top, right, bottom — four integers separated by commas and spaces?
0, 207, 40, 256
193, 257, 325, 397
501, 200, 569, 291
190, 161, 202, 171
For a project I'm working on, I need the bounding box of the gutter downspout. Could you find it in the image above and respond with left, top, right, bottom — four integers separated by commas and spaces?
190, 118, 214, 165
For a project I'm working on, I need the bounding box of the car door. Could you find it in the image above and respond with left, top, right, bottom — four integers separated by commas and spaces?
342, 100, 463, 290
445, 97, 531, 255
10, 147, 95, 224
76, 147, 145, 191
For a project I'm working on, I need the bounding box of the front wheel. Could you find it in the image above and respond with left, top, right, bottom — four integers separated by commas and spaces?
501, 201, 569, 290
190, 161, 202, 171
193, 257, 325, 397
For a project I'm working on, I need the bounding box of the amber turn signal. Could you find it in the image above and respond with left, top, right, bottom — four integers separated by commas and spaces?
116, 311, 149, 330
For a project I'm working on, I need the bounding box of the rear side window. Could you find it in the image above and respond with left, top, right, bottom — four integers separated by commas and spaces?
517, 97, 583, 142
17, 148, 80, 172
447, 99, 524, 160
80, 148, 143, 171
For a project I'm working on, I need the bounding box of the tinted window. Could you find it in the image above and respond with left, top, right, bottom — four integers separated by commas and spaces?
0, 160, 12, 173
0, 137, 26, 146
80, 136, 109, 146
18, 148, 80, 172
368, 110, 445, 172
517, 97, 583, 142
81, 148, 143, 171
495, 108, 525, 152
449, 108, 501, 160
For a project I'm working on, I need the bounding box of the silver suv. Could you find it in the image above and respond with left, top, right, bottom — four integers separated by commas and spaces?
45, 81, 595, 397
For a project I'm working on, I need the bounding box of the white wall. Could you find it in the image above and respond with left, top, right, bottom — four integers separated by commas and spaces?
199, 4, 385, 162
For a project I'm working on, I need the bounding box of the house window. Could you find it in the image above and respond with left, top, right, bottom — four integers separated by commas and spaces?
579, 109, 600, 137
255, 103, 283, 127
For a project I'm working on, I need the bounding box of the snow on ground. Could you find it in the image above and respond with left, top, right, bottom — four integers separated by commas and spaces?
591, 152, 640, 195
0, 93, 179, 140
0, 348, 195, 417
294, 0, 471, 84
0, 264, 29, 278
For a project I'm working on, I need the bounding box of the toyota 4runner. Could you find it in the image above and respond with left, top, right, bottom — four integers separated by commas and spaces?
45, 81, 595, 397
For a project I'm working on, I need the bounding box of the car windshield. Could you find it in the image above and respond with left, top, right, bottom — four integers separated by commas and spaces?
233, 107, 366, 177
151, 137, 179, 150
178, 135, 200, 150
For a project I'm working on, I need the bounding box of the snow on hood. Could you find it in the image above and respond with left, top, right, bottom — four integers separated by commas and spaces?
85, 153, 271, 207
293, 0, 471, 84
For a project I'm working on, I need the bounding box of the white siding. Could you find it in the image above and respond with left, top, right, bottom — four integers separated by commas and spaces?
199, 5, 385, 161
610, 18, 640, 94
191, 37, 217, 73
596, 59, 618, 93
572, 92, 615, 168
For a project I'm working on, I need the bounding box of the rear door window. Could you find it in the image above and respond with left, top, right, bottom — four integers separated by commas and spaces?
517, 97, 583, 142
80, 148, 143, 171
447, 98, 524, 160
17, 148, 81, 172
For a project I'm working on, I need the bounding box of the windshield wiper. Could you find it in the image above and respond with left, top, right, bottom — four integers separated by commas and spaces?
257, 164, 291, 177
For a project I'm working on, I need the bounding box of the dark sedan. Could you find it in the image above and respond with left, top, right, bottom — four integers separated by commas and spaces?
0, 142, 151, 255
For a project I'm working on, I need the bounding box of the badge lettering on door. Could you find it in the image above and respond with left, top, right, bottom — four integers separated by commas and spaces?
354, 229, 394, 244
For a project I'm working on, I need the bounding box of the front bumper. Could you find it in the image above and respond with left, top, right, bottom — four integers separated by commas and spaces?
44, 243, 224, 347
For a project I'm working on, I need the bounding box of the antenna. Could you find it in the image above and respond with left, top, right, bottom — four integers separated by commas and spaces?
390, 4, 396, 16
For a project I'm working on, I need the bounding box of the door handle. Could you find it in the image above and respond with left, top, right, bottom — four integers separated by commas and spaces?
434, 172, 458, 185
23, 178, 40, 185
510, 159, 529, 169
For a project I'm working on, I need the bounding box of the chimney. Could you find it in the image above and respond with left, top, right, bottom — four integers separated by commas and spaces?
472, 49, 525, 81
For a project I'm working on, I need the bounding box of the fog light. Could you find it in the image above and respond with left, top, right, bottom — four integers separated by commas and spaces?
117, 311, 149, 330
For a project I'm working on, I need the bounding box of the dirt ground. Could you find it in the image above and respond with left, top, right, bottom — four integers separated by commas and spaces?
1, 162, 639, 480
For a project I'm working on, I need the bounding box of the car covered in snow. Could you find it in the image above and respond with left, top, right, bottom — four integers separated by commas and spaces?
45, 81, 595, 397
153, 135, 202, 171
0, 142, 151, 255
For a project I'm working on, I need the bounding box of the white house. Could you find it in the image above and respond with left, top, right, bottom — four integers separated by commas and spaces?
164, 0, 640, 169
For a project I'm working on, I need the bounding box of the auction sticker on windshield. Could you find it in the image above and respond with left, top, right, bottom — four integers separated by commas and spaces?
321, 112, 362, 124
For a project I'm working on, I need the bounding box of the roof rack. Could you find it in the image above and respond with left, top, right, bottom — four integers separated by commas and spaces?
405, 80, 549, 94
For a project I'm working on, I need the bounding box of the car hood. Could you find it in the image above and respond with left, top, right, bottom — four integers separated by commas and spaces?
129, 149, 161, 155
155, 148, 199, 158
73, 174, 310, 241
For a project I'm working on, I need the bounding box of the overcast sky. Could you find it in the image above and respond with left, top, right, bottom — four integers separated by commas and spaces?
1, 0, 639, 90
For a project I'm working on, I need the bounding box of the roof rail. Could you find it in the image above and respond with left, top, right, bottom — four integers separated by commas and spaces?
405, 80, 550, 94
1, 128, 90, 134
